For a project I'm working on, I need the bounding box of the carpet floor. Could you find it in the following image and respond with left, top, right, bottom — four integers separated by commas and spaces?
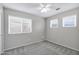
2, 40, 79, 55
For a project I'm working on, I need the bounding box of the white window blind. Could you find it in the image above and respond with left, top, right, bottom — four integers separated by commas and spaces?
8, 15, 32, 34
62, 15, 76, 27
50, 19, 58, 28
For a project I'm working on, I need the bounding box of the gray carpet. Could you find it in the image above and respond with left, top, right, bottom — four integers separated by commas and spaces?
2, 40, 79, 55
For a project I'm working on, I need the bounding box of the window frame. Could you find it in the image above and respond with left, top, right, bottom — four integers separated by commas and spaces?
62, 15, 76, 27
8, 15, 32, 34
50, 19, 58, 28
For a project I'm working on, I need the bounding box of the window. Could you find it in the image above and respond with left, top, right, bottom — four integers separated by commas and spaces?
8, 16, 32, 34
50, 19, 58, 28
22, 19, 32, 33
62, 15, 76, 27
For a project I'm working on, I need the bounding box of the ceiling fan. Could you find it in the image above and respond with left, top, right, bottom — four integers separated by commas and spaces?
38, 3, 60, 13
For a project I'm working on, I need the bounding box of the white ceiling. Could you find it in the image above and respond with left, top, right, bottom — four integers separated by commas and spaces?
2, 3, 79, 18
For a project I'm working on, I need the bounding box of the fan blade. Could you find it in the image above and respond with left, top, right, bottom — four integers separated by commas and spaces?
46, 4, 52, 8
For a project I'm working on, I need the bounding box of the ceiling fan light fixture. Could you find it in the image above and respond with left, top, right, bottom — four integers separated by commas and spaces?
39, 3, 51, 13
40, 7, 50, 13
41, 8, 47, 13
39, 3, 60, 13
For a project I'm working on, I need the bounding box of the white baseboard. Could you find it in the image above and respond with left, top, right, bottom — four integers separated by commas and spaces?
4, 40, 44, 51
46, 39, 79, 51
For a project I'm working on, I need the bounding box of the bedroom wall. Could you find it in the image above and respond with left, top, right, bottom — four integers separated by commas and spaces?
0, 4, 4, 54
0, 7, 1, 54
4, 8, 45, 50
46, 7, 79, 51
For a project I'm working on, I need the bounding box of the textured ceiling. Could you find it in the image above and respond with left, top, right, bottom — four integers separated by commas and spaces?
3, 3, 79, 18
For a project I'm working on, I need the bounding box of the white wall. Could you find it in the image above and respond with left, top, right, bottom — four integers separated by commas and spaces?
4, 8, 45, 50
0, 10, 1, 54
0, 4, 4, 54
46, 7, 79, 51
